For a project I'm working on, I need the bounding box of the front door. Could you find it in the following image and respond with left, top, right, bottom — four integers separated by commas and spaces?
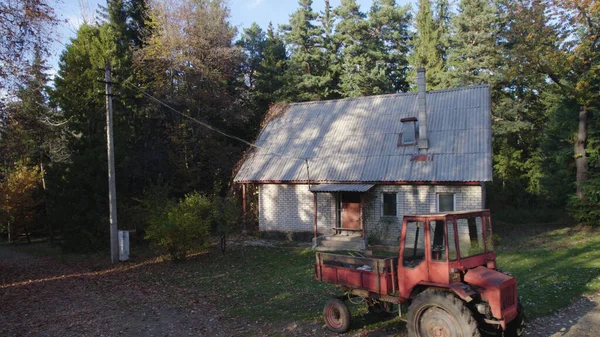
340, 192, 361, 230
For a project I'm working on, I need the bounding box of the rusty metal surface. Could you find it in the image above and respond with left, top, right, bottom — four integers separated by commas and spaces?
235, 85, 492, 183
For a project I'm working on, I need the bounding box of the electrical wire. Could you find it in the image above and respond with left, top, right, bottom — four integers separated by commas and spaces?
121, 82, 313, 180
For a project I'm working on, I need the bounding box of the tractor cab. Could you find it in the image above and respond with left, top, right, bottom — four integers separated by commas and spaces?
399, 210, 519, 331
398, 210, 496, 298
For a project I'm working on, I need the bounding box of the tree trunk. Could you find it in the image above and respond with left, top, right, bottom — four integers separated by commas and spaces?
575, 105, 589, 200
40, 161, 53, 245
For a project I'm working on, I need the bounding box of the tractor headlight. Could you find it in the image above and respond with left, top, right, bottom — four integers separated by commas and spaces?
475, 303, 490, 316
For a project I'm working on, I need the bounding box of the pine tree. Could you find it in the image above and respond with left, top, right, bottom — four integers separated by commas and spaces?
445, 0, 501, 86
238, 23, 266, 88
434, 0, 452, 63
368, 0, 412, 93
282, 0, 329, 101
409, 0, 445, 89
51, 24, 110, 251
317, 0, 341, 99
255, 23, 288, 104
335, 0, 371, 97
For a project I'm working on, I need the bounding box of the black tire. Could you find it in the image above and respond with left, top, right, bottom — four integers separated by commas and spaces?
504, 302, 525, 337
407, 290, 481, 337
323, 298, 351, 333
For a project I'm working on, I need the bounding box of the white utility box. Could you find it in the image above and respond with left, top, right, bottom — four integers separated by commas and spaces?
118, 230, 130, 261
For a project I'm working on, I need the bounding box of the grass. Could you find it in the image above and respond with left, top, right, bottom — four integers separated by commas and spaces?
167, 247, 337, 321
495, 224, 600, 318
5, 223, 600, 330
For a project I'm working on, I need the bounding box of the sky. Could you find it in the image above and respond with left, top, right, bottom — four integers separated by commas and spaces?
49, 0, 413, 78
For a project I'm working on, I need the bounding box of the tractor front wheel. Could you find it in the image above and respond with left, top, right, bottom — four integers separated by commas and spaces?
407, 290, 481, 337
504, 302, 526, 337
323, 298, 351, 333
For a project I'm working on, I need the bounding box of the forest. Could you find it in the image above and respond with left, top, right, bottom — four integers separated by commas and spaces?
0, 0, 598, 253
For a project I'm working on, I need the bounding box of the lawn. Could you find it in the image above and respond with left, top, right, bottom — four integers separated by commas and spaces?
158, 224, 600, 325
495, 224, 600, 318
5, 223, 600, 332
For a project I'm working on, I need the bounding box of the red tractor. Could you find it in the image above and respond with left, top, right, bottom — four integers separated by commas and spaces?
315, 210, 525, 336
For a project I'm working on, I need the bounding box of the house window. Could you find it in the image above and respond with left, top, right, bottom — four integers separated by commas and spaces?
399, 117, 419, 146
382, 193, 397, 217
437, 193, 455, 212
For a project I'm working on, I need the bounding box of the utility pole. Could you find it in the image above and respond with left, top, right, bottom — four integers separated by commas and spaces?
105, 62, 119, 264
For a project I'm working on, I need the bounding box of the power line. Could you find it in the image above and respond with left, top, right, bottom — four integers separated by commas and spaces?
122, 82, 308, 164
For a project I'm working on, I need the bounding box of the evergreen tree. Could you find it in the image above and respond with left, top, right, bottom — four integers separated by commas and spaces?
445, 0, 501, 86
368, 0, 412, 93
409, 0, 445, 89
335, 0, 371, 97
434, 0, 452, 63
317, 0, 341, 99
136, 0, 248, 195
51, 24, 110, 251
238, 23, 266, 88
255, 23, 288, 105
282, 0, 329, 101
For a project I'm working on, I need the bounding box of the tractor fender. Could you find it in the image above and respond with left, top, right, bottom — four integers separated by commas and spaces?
410, 282, 478, 303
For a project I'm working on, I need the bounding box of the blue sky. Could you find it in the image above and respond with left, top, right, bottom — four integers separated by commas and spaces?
50, 0, 413, 77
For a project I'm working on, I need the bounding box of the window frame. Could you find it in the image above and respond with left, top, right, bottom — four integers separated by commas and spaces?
436, 193, 456, 212
398, 117, 419, 146
381, 192, 398, 217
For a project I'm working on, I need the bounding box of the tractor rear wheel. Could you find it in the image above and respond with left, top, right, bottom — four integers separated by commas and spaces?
323, 298, 351, 333
407, 290, 481, 337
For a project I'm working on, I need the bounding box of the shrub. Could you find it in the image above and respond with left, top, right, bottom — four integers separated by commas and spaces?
145, 192, 211, 261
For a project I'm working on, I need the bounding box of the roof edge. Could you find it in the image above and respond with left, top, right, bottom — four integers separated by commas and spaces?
287, 85, 490, 107
234, 180, 487, 185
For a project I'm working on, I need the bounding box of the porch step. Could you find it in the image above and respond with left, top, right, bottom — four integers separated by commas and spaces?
321, 235, 363, 242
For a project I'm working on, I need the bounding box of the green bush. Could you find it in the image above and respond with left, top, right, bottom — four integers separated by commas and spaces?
211, 195, 241, 236
145, 192, 211, 261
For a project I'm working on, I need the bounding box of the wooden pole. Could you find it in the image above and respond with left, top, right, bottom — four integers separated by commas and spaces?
105, 62, 119, 264
242, 184, 247, 233
313, 193, 318, 240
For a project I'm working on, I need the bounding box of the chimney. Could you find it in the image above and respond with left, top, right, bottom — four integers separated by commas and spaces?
417, 68, 428, 150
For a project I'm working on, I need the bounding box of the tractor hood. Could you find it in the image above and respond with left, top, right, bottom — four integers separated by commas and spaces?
464, 266, 518, 323
464, 266, 513, 289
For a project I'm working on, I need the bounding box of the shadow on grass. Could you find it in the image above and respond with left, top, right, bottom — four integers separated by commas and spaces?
347, 309, 406, 335
497, 225, 600, 318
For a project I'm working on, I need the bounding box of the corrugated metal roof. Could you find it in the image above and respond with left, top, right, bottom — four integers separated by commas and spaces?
235, 85, 492, 183
309, 184, 375, 193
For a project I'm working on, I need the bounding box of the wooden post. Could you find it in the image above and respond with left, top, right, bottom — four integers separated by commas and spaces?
313, 193, 318, 240
242, 184, 247, 233
361, 194, 365, 238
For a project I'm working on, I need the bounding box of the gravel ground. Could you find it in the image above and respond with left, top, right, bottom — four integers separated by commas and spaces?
526, 294, 600, 337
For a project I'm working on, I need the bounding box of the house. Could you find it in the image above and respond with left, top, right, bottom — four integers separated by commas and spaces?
234, 69, 492, 251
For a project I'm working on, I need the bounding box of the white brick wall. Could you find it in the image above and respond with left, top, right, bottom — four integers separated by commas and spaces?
364, 185, 484, 243
259, 184, 335, 233
258, 183, 484, 240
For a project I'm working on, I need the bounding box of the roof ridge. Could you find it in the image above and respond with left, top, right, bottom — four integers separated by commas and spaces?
287, 84, 489, 106
426, 84, 490, 94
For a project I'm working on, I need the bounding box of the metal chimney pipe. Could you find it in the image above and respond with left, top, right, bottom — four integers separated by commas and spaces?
417, 68, 428, 150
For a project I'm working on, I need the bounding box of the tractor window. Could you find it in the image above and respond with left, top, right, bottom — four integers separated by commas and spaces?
430, 220, 446, 261
403, 221, 425, 268
456, 216, 485, 257
447, 221, 457, 261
